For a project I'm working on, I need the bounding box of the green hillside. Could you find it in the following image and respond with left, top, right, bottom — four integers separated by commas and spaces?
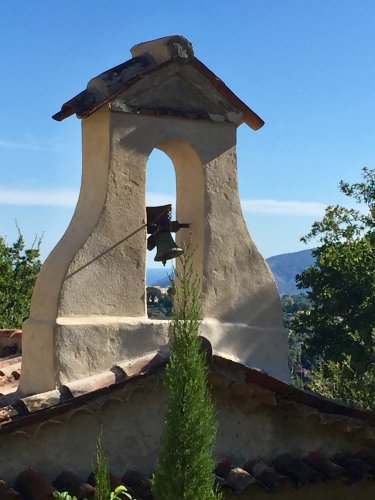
266, 249, 315, 295
147, 249, 315, 296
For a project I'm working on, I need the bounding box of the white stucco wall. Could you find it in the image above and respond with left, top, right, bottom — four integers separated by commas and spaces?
1, 374, 372, 484
20, 101, 288, 395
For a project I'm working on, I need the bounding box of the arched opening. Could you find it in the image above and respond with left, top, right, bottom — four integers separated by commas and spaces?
145, 140, 205, 319
146, 149, 176, 318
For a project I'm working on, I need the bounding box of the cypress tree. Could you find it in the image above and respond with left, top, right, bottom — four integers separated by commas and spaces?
153, 250, 221, 500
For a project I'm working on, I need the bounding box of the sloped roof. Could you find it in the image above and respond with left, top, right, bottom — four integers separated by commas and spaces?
52, 35, 264, 130
0, 350, 375, 497
1, 350, 374, 433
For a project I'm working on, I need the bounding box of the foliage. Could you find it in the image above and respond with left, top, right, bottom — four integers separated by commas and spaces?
282, 295, 312, 388
293, 167, 375, 408
53, 431, 135, 500
147, 286, 163, 304
53, 485, 134, 500
147, 286, 172, 319
53, 493, 77, 500
0, 229, 42, 328
93, 428, 111, 500
309, 352, 375, 411
109, 486, 135, 500
287, 330, 305, 389
152, 249, 222, 500
281, 294, 310, 315
93, 428, 135, 500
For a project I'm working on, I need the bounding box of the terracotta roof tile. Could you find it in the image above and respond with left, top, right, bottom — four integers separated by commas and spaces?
0, 362, 21, 379
355, 449, 375, 467
244, 460, 287, 491
1, 451, 375, 498
122, 470, 153, 500
332, 453, 373, 481
213, 355, 375, 425
115, 349, 169, 378
53, 471, 95, 499
0, 355, 22, 370
272, 453, 323, 485
1, 350, 374, 440
216, 452, 375, 495
305, 452, 346, 480
52, 37, 264, 131
19, 389, 63, 413
214, 459, 232, 479
61, 370, 118, 398
0, 479, 20, 498
225, 467, 257, 494
15, 469, 55, 499
0, 329, 22, 339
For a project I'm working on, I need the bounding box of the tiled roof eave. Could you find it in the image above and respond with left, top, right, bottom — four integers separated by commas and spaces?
213, 355, 375, 425
52, 57, 264, 130
1, 352, 374, 434
0, 350, 169, 434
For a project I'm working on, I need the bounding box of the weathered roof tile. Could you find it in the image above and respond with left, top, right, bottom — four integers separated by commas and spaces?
52, 36, 264, 130
61, 371, 118, 398
305, 452, 346, 481
226, 467, 257, 494
215, 459, 232, 480
115, 349, 169, 378
0, 479, 20, 498
15, 469, 55, 500
272, 453, 323, 485
20, 389, 62, 413
332, 453, 372, 481
245, 461, 287, 491
53, 471, 95, 499
122, 470, 153, 499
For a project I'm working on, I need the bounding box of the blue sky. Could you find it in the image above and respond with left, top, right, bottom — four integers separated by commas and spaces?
0, 0, 374, 265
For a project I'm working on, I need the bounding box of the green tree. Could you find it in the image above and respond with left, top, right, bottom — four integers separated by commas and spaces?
147, 286, 172, 319
0, 230, 42, 328
152, 250, 221, 500
293, 167, 375, 409
146, 286, 163, 305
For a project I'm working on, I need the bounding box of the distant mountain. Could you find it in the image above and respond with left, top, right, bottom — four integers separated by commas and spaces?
266, 249, 315, 296
147, 248, 315, 296
147, 268, 173, 287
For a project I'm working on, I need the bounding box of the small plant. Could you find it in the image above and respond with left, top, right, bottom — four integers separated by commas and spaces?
110, 485, 135, 500
93, 428, 136, 500
53, 493, 77, 500
94, 428, 111, 500
53, 486, 134, 500
53, 429, 136, 500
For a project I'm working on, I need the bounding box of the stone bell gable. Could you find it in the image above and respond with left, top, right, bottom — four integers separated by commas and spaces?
53, 35, 264, 129
19, 36, 288, 396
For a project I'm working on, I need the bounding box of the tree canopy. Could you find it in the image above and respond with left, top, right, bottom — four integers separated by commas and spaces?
0, 231, 42, 329
293, 168, 375, 410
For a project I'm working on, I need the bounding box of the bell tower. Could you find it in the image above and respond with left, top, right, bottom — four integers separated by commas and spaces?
19, 36, 289, 396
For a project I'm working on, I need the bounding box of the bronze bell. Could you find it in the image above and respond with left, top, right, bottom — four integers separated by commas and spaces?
154, 231, 183, 266
146, 204, 189, 266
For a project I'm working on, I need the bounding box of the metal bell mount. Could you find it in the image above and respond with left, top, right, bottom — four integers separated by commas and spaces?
146, 204, 189, 266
